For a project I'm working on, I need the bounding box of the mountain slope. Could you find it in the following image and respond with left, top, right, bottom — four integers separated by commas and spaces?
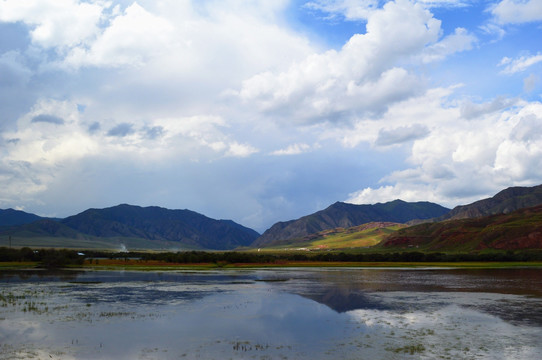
1, 219, 84, 238
61, 204, 259, 250
263, 222, 406, 249
0, 209, 43, 227
380, 204, 542, 252
436, 184, 542, 221
253, 200, 450, 248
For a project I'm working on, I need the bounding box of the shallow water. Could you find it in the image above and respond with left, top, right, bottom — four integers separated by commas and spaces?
1, 268, 541, 359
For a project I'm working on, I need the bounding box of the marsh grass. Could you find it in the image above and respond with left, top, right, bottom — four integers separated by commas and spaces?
387, 343, 426, 355
76, 259, 542, 269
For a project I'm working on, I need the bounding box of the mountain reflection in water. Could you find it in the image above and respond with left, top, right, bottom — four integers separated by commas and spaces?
0, 267, 541, 360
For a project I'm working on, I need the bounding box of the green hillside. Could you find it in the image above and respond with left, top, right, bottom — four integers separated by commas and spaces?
262, 222, 406, 250
254, 200, 449, 247
0, 234, 200, 251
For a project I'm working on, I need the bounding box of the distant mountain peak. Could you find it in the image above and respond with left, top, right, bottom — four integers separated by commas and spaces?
61, 204, 259, 250
252, 199, 449, 248
436, 184, 542, 221
1, 204, 259, 250
0, 208, 43, 227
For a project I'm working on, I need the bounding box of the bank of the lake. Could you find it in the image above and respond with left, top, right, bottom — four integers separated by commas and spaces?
2, 259, 542, 271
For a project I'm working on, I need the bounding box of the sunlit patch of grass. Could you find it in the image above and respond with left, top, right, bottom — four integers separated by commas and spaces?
0, 261, 38, 268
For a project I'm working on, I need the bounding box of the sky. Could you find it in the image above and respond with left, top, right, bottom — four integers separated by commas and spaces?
0, 0, 541, 232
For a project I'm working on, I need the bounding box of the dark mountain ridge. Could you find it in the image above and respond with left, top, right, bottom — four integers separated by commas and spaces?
0, 208, 44, 227
252, 200, 450, 248
436, 184, 542, 221
60, 204, 260, 250
3, 183, 542, 251
1, 204, 259, 250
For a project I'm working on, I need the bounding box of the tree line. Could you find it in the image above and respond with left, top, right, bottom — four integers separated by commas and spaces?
0, 247, 85, 268
1, 247, 541, 268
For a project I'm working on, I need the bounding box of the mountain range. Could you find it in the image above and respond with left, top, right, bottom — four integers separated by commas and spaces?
0, 204, 259, 250
251, 200, 450, 248
435, 184, 542, 221
381, 203, 542, 252
0, 208, 44, 227
1, 184, 542, 251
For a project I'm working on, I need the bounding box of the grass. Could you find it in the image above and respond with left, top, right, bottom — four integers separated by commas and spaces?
69, 259, 542, 270
0, 236, 199, 251
310, 224, 404, 249
262, 223, 406, 250
383, 204, 542, 252
1, 257, 542, 271
0, 261, 38, 268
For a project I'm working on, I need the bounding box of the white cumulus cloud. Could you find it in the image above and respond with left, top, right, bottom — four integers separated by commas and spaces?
64, 2, 175, 68
237, 0, 443, 123
0, 0, 105, 48
491, 0, 542, 24
346, 89, 542, 207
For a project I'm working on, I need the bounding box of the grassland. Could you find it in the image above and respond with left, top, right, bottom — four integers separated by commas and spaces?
1, 256, 542, 271
382, 204, 542, 252
0, 235, 199, 251
263, 223, 406, 250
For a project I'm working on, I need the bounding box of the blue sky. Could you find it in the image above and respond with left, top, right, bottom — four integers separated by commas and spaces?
0, 0, 541, 232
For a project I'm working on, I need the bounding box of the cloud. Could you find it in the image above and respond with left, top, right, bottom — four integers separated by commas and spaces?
523, 73, 539, 93
347, 183, 447, 205
421, 27, 476, 63
0, 99, 263, 215
237, 0, 443, 123
0, 51, 32, 87
460, 96, 517, 119
31, 114, 64, 125
226, 142, 259, 158
271, 143, 311, 156
0, 0, 105, 48
479, 23, 506, 41
303, 0, 379, 21
107, 123, 135, 137
416, 0, 471, 7
144, 126, 165, 140
375, 124, 430, 147
510, 114, 542, 142
64, 2, 175, 68
0, 159, 49, 207
1, 0, 540, 229
491, 0, 542, 24
347, 96, 542, 207
88, 122, 101, 134
498, 53, 542, 74
304, 0, 470, 21
0, 51, 34, 129
338, 86, 458, 148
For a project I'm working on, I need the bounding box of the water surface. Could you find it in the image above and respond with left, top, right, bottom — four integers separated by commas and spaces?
1, 267, 541, 359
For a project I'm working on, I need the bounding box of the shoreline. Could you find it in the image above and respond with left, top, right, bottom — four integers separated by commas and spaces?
2, 259, 542, 271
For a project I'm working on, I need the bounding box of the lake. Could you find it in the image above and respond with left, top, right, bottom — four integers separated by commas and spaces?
1, 267, 541, 359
